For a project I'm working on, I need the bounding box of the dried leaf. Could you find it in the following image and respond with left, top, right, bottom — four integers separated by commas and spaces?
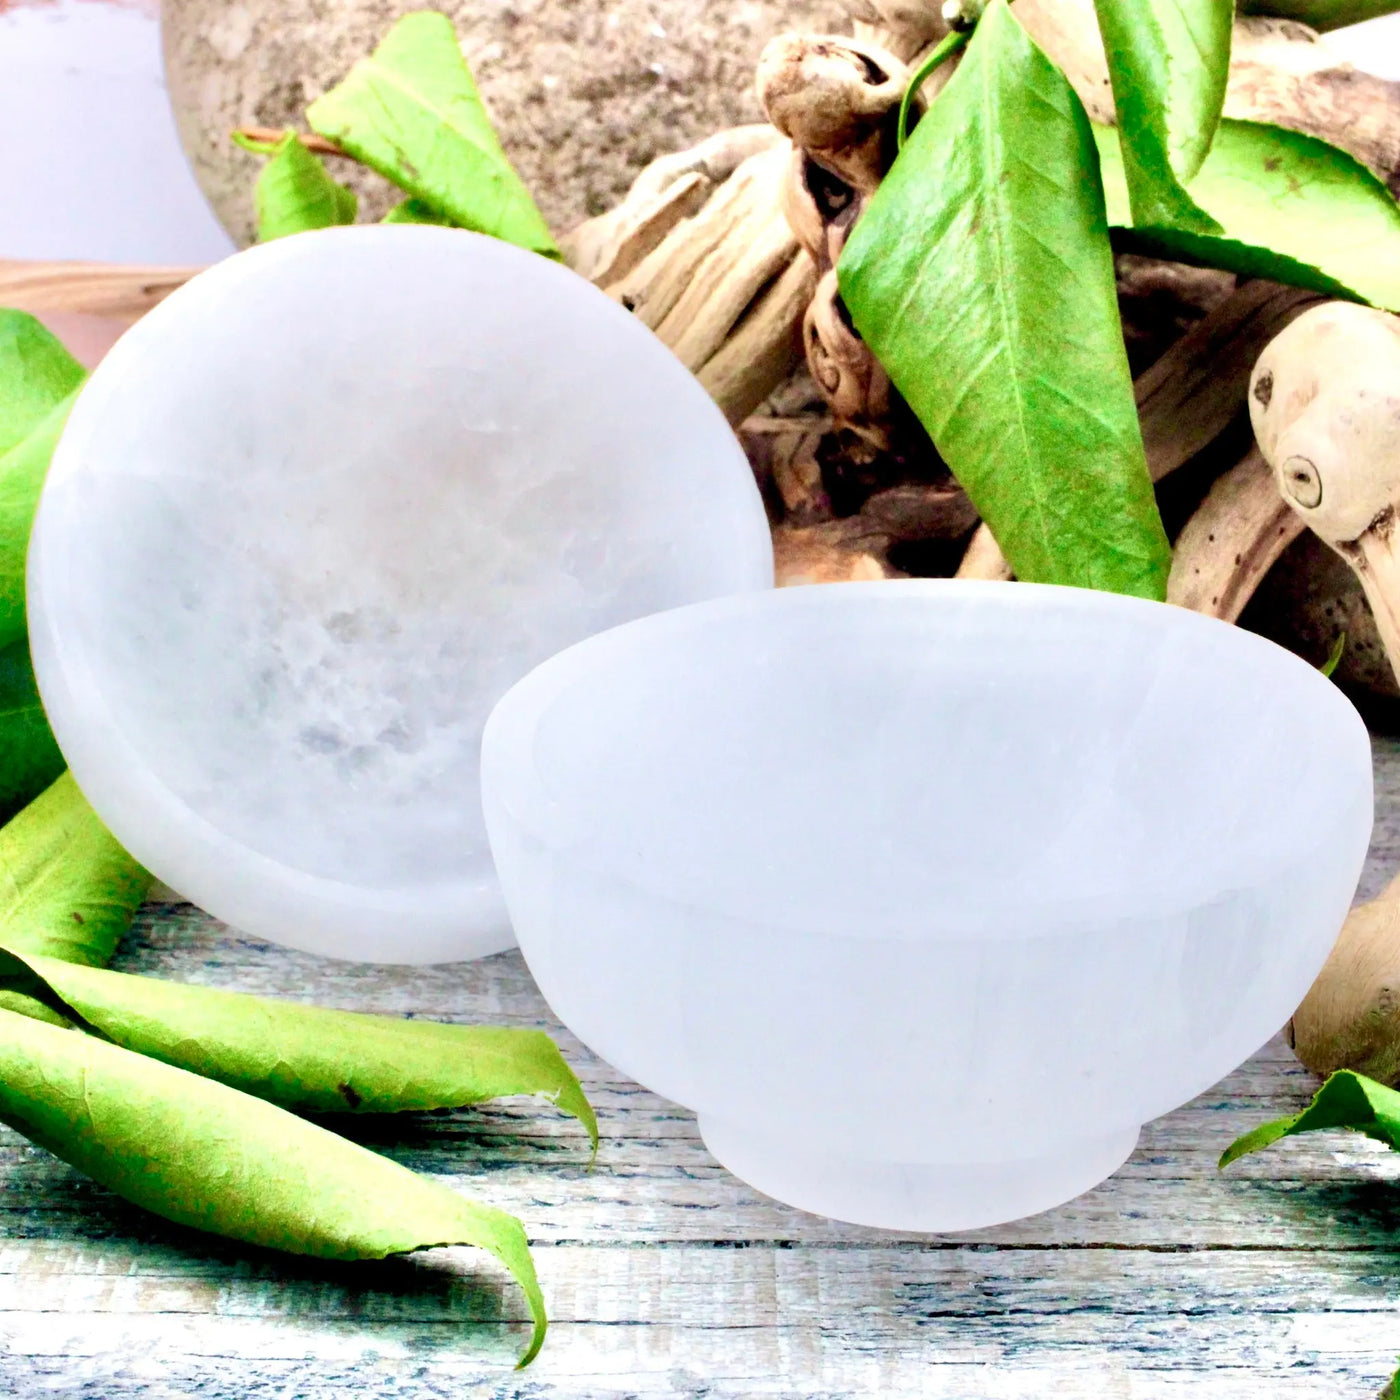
234, 131, 358, 242
0, 640, 64, 828
307, 12, 557, 257
1219, 1069, 1400, 1168
0, 942, 595, 1144
0, 1007, 548, 1364
0, 772, 150, 967
1095, 119, 1400, 312
839, 0, 1170, 598
1091, 0, 1232, 232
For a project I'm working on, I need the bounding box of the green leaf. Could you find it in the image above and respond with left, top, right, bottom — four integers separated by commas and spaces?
1094, 119, 1400, 311
1239, 0, 1400, 31
382, 196, 455, 226
0, 942, 596, 1144
1091, 0, 1232, 233
0, 639, 64, 828
238, 132, 358, 242
306, 12, 558, 257
1321, 630, 1346, 678
0, 390, 77, 652
838, 0, 1171, 599
0, 311, 84, 458
1384, 1356, 1400, 1400
0, 772, 150, 967
0, 1007, 547, 1364
1219, 1069, 1400, 1168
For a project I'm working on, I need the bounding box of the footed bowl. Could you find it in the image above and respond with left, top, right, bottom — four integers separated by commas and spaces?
482, 580, 1374, 1230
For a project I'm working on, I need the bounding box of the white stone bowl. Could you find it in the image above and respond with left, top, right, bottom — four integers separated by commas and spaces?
27, 224, 772, 964
482, 580, 1374, 1230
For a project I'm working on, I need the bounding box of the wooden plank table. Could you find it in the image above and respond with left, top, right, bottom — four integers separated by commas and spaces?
4, 743, 1400, 1397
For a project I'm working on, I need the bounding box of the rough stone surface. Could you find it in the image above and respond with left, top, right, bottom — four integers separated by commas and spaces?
161, 0, 849, 248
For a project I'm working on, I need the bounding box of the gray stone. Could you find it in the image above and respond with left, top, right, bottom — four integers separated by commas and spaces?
162, 0, 849, 247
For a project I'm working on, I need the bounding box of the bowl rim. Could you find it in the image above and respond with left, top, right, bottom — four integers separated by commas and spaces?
481, 578, 1375, 940
23, 223, 771, 961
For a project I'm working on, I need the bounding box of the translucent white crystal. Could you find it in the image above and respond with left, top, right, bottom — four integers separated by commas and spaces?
28, 225, 772, 963
482, 580, 1373, 1229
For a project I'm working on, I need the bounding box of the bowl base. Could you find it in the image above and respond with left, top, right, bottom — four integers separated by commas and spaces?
697, 1116, 1140, 1231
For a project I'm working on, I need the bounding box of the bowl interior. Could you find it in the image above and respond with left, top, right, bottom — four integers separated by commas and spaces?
497, 581, 1369, 937
28, 225, 771, 951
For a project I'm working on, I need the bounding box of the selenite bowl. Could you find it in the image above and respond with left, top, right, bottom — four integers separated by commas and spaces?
27, 224, 772, 964
481, 580, 1374, 1230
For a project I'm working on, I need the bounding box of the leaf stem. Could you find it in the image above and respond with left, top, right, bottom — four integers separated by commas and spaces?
897, 29, 971, 152
233, 127, 350, 159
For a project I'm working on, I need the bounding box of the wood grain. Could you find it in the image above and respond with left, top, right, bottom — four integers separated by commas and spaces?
4, 741, 1400, 1397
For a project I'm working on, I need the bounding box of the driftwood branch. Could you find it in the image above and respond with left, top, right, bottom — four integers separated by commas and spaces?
1166, 447, 1304, 621
566, 136, 815, 427
0, 260, 198, 320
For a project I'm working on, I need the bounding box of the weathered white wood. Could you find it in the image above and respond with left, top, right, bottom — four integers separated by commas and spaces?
2, 737, 1400, 1395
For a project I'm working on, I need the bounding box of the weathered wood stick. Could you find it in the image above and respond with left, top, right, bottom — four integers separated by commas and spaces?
658, 210, 799, 371
1250, 301, 1400, 686
0, 260, 199, 320
1137, 281, 1325, 485
1289, 869, 1400, 1084
698, 253, 816, 425
561, 125, 783, 284
954, 524, 1013, 581
605, 143, 792, 331
564, 172, 712, 289
1167, 447, 1305, 620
